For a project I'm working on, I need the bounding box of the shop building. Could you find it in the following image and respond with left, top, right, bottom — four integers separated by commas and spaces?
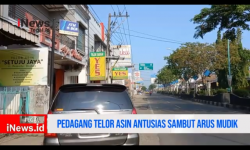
0, 5, 108, 94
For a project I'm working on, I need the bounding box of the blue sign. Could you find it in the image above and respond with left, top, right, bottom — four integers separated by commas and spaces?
204, 70, 211, 77
59, 19, 79, 36
193, 75, 198, 80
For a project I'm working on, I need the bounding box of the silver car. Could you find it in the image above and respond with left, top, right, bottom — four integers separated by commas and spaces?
43, 84, 139, 145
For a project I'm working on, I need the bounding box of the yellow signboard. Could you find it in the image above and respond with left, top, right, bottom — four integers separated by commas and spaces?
0, 48, 49, 86
89, 52, 106, 81
112, 67, 128, 80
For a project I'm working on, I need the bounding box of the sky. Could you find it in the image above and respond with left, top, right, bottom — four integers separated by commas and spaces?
89, 5, 250, 88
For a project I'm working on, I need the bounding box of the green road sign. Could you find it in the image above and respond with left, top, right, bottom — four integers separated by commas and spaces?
139, 63, 153, 70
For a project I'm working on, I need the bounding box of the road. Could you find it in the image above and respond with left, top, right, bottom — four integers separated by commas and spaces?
134, 93, 250, 145
1, 93, 249, 145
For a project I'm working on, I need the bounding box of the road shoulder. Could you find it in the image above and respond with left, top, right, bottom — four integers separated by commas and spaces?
133, 95, 160, 145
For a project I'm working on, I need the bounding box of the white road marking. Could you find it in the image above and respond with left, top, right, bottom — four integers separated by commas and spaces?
146, 98, 154, 114
174, 105, 181, 108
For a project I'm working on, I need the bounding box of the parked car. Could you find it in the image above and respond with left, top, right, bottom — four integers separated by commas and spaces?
43, 83, 139, 145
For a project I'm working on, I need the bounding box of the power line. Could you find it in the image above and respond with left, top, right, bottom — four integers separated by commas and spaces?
122, 28, 184, 43
93, 4, 184, 45
124, 5, 133, 64
116, 5, 128, 45
113, 32, 183, 44
110, 5, 124, 44
109, 7, 128, 45
89, 5, 123, 45
88, 5, 102, 25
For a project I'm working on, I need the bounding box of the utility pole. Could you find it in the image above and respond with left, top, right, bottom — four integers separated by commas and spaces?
49, 18, 56, 106
106, 13, 111, 83
106, 12, 129, 83
131, 67, 135, 98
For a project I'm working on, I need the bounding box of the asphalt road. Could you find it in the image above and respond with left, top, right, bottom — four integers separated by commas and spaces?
134, 93, 250, 145
2, 93, 249, 145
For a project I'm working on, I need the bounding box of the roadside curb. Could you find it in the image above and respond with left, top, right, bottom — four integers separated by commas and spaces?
161, 94, 250, 113
192, 98, 250, 112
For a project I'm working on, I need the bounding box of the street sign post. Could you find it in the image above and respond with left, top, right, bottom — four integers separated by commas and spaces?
139, 63, 153, 70
227, 75, 232, 87
227, 75, 232, 92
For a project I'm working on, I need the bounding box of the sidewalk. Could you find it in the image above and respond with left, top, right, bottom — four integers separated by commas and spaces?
0, 134, 43, 145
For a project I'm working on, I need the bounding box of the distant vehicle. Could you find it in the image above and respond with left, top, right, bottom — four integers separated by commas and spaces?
43, 84, 139, 145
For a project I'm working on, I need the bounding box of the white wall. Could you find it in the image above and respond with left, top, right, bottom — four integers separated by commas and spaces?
64, 71, 79, 84
78, 68, 87, 83
64, 67, 87, 84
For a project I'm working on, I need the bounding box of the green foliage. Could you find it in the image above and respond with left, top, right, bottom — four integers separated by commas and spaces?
233, 89, 249, 98
191, 5, 250, 40
189, 90, 195, 96
197, 90, 205, 95
231, 28, 250, 89
141, 86, 147, 91
216, 89, 227, 94
159, 5, 250, 90
148, 84, 156, 90
165, 42, 217, 78
156, 66, 176, 85
211, 89, 220, 95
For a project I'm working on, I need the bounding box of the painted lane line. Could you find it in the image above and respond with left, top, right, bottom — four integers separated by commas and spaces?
174, 105, 181, 109
146, 98, 154, 114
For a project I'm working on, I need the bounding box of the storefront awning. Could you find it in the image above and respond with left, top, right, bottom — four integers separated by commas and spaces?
0, 18, 39, 46
54, 50, 87, 66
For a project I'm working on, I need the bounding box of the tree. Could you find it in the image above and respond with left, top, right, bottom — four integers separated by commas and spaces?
191, 5, 250, 40
231, 28, 250, 89
192, 5, 250, 89
148, 84, 156, 90
165, 42, 217, 79
141, 86, 147, 91
214, 28, 250, 89
156, 66, 176, 86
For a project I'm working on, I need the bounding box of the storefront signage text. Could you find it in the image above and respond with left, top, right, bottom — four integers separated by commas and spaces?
89, 52, 106, 81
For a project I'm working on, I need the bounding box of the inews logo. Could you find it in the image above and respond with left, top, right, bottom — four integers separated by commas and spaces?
17, 19, 51, 33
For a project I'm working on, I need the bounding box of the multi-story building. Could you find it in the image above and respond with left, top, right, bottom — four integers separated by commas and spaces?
0, 4, 108, 93
0, 5, 108, 115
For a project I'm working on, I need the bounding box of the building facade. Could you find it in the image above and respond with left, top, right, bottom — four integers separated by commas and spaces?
0, 4, 108, 92
0, 5, 108, 115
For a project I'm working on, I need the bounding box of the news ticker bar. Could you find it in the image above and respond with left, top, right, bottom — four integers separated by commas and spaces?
0, 114, 249, 134
0, 115, 46, 133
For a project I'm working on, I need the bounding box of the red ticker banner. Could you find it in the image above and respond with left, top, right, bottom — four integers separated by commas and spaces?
0, 114, 47, 133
